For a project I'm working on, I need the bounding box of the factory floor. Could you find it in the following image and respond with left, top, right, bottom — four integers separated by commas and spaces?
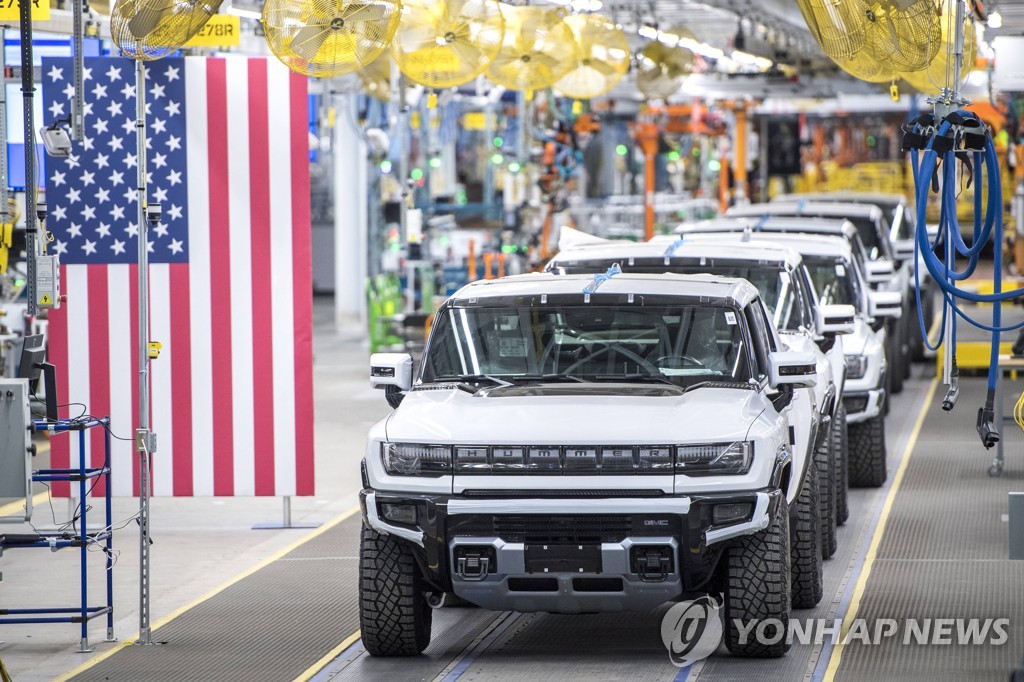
0, 299, 390, 681
2, 301, 1023, 681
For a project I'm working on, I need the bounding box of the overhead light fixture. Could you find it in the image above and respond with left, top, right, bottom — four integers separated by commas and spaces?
988, 11, 1002, 29
638, 24, 658, 40
731, 50, 773, 70
224, 0, 261, 19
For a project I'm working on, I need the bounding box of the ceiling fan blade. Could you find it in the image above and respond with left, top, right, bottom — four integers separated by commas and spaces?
343, 2, 389, 23
290, 23, 332, 61
127, 1, 176, 38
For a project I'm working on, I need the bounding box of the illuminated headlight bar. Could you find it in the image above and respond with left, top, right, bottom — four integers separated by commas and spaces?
846, 355, 868, 380
381, 442, 752, 476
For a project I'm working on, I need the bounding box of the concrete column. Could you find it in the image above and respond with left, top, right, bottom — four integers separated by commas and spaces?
333, 93, 369, 338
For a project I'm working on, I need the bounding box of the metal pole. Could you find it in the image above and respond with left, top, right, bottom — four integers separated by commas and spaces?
78, 429, 92, 653
104, 421, 114, 642
0, 28, 8, 227
20, 0, 37, 316
134, 59, 154, 646
937, 0, 968, 387
71, 0, 85, 141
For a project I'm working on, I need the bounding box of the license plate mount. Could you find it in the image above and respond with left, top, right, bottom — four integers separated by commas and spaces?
524, 543, 602, 574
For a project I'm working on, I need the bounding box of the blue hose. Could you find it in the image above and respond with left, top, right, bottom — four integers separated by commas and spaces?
908, 109, 1017, 445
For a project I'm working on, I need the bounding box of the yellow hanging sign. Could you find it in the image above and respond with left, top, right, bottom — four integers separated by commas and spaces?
0, 0, 50, 22
184, 15, 241, 47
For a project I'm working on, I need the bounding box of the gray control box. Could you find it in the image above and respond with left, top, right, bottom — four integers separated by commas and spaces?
0, 378, 32, 522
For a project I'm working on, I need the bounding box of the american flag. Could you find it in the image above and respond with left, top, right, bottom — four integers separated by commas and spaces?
43, 56, 315, 497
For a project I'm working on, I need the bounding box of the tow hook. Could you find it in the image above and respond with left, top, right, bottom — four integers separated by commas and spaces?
454, 546, 496, 581
631, 546, 673, 583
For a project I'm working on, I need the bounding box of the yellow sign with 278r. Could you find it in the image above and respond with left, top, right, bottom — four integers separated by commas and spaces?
0, 0, 50, 21
184, 15, 241, 47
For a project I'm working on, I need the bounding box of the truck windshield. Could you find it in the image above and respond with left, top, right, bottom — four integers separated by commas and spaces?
422, 304, 752, 387
803, 257, 861, 311
555, 260, 806, 332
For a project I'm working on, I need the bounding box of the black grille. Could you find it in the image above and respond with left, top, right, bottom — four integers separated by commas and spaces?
844, 395, 870, 413
448, 515, 680, 544
508, 577, 558, 592
573, 577, 623, 592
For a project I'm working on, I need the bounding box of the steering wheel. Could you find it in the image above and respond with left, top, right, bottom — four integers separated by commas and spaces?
563, 343, 662, 376
654, 355, 705, 369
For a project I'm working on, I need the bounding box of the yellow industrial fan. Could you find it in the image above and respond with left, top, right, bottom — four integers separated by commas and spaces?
553, 13, 629, 100
263, 0, 402, 78
795, 0, 866, 61
902, 0, 975, 95
110, 0, 223, 58
485, 5, 576, 93
834, 50, 897, 83
392, 0, 505, 88
359, 52, 393, 101
861, 0, 940, 73
636, 30, 696, 101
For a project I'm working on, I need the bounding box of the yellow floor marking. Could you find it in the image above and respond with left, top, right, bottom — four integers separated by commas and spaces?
823, 376, 939, 680
54, 503, 362, 682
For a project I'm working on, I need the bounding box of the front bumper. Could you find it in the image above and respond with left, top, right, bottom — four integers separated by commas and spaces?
843, 388, 885, 423
360, 487, 783, 612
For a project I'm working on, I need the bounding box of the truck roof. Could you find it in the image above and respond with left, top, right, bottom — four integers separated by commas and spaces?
449, 271, 762, 307
676, 216, 858, 240
727, 201, 883, 221
550, 236, 804, 271
774, 192, 908, 208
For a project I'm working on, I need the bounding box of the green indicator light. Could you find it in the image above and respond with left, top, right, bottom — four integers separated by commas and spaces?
379, 160, 393, 174
615, 144, 628, 156
866, 135, 877, 147
493, 136, 504, 147
491, 153, 504, 165
692, 148, 700, 157
708, 159, 721, 171
429, 157, 442, 169
501, 244, 516, 254
410, 168, 424, 181
508, 161, 521, 173
14, 278, 25, 287
667, 150, 681, 161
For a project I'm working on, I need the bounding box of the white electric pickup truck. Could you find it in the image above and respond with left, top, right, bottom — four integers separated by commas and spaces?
360, 272, 820, 659
547, 234, 855, 567
678, 228, 900, 488
725, 203, 912, 395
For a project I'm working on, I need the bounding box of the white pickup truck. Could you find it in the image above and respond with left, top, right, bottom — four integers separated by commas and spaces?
360, 272, 820, 658
547, 234, 854, 567
676, 227, 900, 488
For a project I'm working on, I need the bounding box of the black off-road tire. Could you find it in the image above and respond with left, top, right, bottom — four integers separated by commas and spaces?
359, 526, 433, 656
791, 461, 824, 609
888, 324, 905, 395
814, 432, 837, 560
723, 498, 792, 658
848, 413, 887, 488
833, 404, 850, 526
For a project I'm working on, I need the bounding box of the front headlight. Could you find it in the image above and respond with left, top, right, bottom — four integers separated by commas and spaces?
675, 442, 752, 476
846, 355, 868, 380
382, 443, 452, 476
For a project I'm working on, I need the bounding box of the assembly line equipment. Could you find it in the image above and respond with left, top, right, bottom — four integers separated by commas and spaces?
0, 417, 114, 653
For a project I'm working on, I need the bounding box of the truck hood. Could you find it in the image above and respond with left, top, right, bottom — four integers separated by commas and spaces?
386, 384, 766, 445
